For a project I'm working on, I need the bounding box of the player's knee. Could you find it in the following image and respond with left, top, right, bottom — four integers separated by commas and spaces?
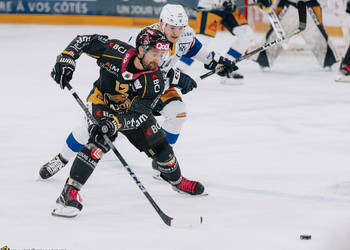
161, 100, 187, 124
160, 101, 187, 144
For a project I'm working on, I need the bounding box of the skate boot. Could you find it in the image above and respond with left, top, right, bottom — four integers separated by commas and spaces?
39, 153, 68, 179
171, 176, 206, 196
52, 179, 83, 218
340, 63, 350, 76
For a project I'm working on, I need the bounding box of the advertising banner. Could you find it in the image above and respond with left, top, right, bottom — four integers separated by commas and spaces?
0, 0, 199, 18
97, 0, 198, 19
0, 0, 97, 15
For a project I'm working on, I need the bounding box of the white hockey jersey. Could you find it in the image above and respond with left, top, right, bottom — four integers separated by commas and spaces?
128, 23, 214, 74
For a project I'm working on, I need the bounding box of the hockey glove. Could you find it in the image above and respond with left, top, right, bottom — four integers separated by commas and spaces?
222, 0, 234, 12
204, 52, 239, 78
347, 0, 350, 14
88, 117, 120, 153
51, 54, 76, 89
167, 68, 197, 94
256, 0, 272, 8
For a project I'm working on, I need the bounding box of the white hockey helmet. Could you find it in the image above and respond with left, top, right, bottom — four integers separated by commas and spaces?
160, 4, 188, 27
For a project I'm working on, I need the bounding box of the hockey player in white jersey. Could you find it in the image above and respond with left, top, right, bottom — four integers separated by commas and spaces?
255, 0, 339, 68
336, 0, 350, 82
179, 0, 272, 83
39, 4, 238, 180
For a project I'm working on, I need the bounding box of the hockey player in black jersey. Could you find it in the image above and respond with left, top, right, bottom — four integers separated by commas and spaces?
336, 0, 350, 82
50, 28, 205, 218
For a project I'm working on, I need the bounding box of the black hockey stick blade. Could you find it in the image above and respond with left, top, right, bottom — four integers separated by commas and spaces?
297, 1, 307, 31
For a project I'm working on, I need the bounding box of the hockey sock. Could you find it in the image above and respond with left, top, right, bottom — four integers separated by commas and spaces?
162, 128, 179, 146
66, 132, 85, 153
69, 144, 102, 186
153, 142, 181, 182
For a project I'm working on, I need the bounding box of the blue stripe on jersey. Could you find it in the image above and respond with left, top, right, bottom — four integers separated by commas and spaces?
183, 37, 202, 58
162, 128, 179, 145
180, 56, 194, 66
66, 132, 84, 152
227, 48, 242, 59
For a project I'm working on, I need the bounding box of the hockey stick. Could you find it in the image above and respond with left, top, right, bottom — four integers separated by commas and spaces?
64, 83, 203, 228
265, 9, 286, 40
195, 3, 260, 12
199, 1, 307, 81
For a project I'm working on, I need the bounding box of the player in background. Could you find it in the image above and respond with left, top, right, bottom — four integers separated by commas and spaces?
50, 28, 207, 218
179, 0, 272, 83
39, 4, 238, 180
336, 0, 350, 82
255, 0, 339, 68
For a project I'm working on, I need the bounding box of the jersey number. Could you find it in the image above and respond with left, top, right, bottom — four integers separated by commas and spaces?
115, 81, 129, 96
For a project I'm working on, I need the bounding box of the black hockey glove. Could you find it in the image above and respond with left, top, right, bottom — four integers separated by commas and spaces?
222, 0, 234, 12
204, 52, 238, 78
88, 117, 120, 153
167, 68, 197, 94
256, 0, 272, 8
51, 54, 76, 89
347, 0, 350, 14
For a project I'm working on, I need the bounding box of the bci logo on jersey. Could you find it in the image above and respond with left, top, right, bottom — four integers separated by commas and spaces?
145, 123, 161, 137
153, 78, 161, 93
112, 44, 127, 54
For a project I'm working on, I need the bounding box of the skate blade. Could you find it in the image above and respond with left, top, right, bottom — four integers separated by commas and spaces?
172, 187, 208, 197
152, 170, 167, 183
335, 75, 350, 83
51, 203, 80, 218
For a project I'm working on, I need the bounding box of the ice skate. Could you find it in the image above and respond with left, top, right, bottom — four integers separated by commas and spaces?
171, 176, 207, 196
335, 63, 350, 83
52, 180, 83, 218
39, 154, 67, 179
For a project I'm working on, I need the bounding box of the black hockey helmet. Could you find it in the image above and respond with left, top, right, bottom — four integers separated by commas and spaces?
136, 28, 169, 54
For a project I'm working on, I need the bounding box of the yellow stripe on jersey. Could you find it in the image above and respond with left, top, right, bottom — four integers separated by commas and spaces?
102, 54, 123, 60
85, 53, 101, 59
142, 74, 147, 98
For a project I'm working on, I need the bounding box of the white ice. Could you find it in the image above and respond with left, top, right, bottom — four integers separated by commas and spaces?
1, 24, 350, 250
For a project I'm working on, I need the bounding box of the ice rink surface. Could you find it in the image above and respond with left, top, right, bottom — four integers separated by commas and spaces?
1, 24, 350, 250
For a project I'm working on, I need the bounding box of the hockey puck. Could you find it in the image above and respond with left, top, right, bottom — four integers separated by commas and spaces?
300, 234, 312, 240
